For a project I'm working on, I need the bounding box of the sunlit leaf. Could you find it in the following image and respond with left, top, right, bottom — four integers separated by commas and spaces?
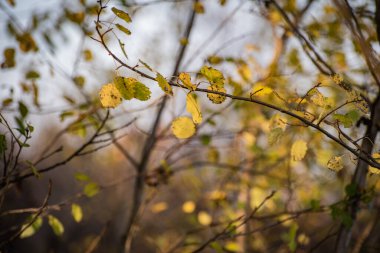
156, 73, 173, 95
182, 201, 195, 213
99, 83, 122, 108
171, 117, 196, 139
179, 72, 196, 91
71, 203, 83, 223
111, 7, 132, 23
84, 182, 99, 197
207, 85, 226, 104
186, 93, 202, 124
225, 241, 241, 252
48, 215, 64, 236
197, 211, 212, 226
368, 153, 380, 175
291, 140, 308, 161
251, 83, 272, 96
151, 202, 168, 213
20, 216, 43, 239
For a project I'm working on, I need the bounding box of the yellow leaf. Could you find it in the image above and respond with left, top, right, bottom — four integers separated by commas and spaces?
207, 85, 226, 104
251, 83, 272, 96
200, 66, 225, 87
368, 153, 380, 175
310, 89, 325, 107
179, 72, 196, 90
20, 216, 43, 239
99, 83, 122, 108
327, 156, 343, 172
186, 93, 202, 124
193, 2, 205, 13
171, 117, 196, 139
151, 202, 168, 213
238, 63, 252, 81
71, 203, 83, 223
156, 73, 173, 95
197, 211, 212, 226
111, 7, 132, 23
48, 215, 64, 236
291, 140, 308, 161
182, 201, 196, 213
115, 23, 131, 35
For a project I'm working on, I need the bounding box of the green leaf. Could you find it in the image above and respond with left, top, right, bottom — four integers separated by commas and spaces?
345, 183, 358, 197
115, 23, 131, 35
200, 134, 211, 145
133, 82, 151, 101
114, 77, 151, 101
310, 199, 320, 211
20, 215, 43, 239
111, 7, 132, 23
0, 134, 7, 155
288, 223, 298, 252
84, 182, 99, 197
118, 39, 128, 59
156, 73, 173, 95
18, 101, 28, 118
71, 203, 83, 223
139, 59, 154, 72
48, 215, 64, 236
333, 109, 360, 128
25, 160, 40, 179
15, 116, 26, 136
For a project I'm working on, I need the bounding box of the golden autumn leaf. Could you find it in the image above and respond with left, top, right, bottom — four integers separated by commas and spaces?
197, 211, 212, 226
178, 72, 196, 91
291, 140, 308, 161
327, 156, 343, 172
182, 201, 196, 213
99, 83, 122, 108
186, 93, 202, 124
171, 117, 196, 139
207, 85, 226, 104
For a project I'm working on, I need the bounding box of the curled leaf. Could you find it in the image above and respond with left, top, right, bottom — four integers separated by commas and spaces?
179, 72, 196, 91
186, 93, 202, 124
